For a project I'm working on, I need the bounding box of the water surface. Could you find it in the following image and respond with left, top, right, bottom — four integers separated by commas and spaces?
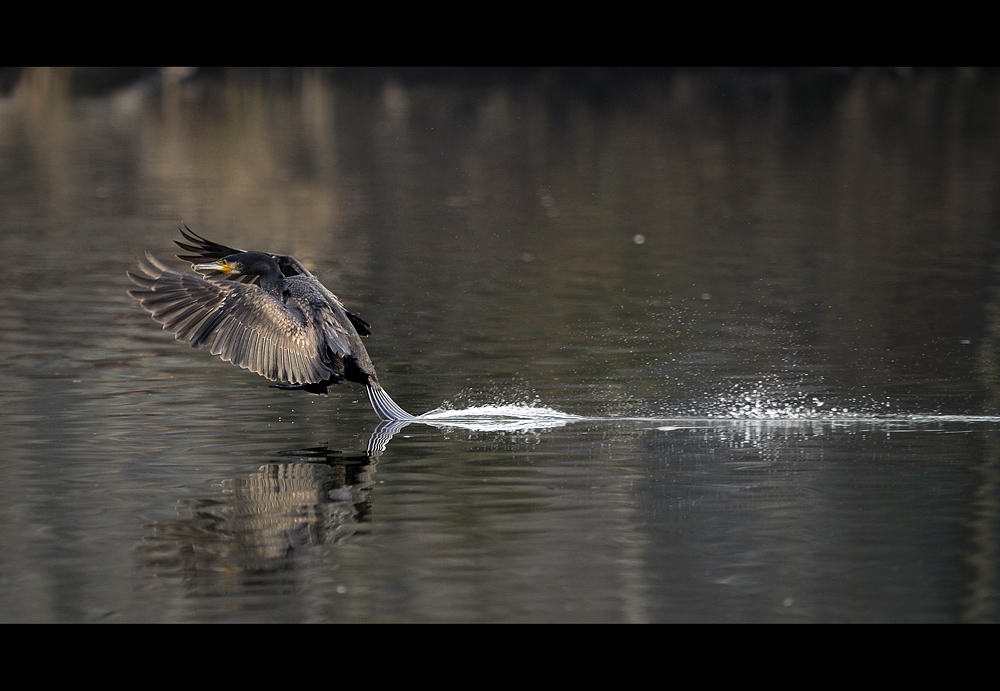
1, 68, 999, 622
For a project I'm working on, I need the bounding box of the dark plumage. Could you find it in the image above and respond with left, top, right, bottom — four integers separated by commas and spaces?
127, 227, 412, 421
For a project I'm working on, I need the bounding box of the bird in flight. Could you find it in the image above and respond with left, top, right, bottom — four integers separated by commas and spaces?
127, 226, 413, 421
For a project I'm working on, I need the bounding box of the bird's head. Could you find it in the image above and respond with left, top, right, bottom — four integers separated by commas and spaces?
195, 251, 279, 278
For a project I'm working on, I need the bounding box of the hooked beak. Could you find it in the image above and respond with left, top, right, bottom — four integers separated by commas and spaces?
195, 259, 232, 274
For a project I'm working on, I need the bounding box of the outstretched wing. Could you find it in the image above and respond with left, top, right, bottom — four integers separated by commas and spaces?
127, 251, 336, 385
174, 224, 244, 263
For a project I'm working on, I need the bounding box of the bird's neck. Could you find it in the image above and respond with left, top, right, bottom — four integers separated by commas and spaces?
258, 272, 286, 294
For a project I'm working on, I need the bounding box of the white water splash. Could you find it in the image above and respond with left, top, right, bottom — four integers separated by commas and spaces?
417, 404, 583, 432
366, 403, 583, 455
366, 395, 1000, 457
692, 379, 894, 420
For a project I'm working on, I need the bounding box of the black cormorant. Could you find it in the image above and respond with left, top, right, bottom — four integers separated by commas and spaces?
127, 227, 413, 421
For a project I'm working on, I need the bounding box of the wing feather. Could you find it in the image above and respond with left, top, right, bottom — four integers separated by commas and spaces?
127, 251, 334, 385
174, 225, 243, 263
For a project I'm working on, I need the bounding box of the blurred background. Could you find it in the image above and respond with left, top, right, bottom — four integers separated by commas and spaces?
0, 67, 998, 622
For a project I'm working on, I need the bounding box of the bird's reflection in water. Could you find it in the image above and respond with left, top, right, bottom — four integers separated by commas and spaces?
139, 412, 575, 591
139, 445, 376, 587
367, 419, 414, 456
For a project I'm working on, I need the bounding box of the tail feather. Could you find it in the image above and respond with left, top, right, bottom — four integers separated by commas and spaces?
366, 382, 415, 421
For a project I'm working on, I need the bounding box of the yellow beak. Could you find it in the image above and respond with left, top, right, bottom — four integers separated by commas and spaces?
195, 260, 232, 274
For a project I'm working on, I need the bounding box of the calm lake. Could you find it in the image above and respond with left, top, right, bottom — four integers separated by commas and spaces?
1, 68, 999, 622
